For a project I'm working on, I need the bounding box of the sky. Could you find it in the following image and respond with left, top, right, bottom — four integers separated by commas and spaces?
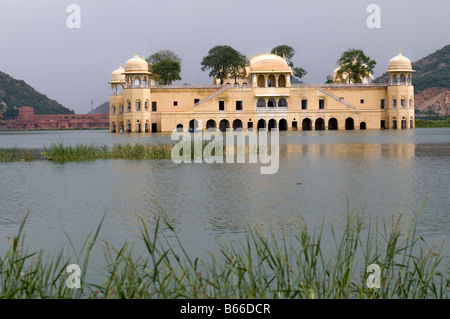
0, 0, 449, 114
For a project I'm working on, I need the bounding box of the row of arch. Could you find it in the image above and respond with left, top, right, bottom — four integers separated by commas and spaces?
181, 117, 362, 132
257, 98, 288, 108
126, 75, 153, 88
256, 74, 288, 88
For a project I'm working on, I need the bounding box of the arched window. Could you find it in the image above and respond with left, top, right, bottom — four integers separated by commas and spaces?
315, 118, 325, 130
267, 98, 276, 108
268, 119, 277, 131
268, 75, 276, 87
257, 98, 266, 108
278, 98, 287, 108
345, 117, 355, 130
112, 105, 116, 114
279, 119, 288, 131
328, 118, 338, 130
134, 76, 141, 87
257, 119, 266, 130
233, 119, 243, 131
136, 100, 141, 111
278, 75, 286, 87
206, 119, 217, 130
257, 75, 265, 88
219, 119, 229, 132
302, 118, 312, 131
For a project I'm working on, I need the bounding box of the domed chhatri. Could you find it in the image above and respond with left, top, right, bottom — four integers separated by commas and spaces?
387, 50, 415, 86
110, 65, 125, 84
248, 53, 292, 73
124, 52, 149, 73
388, 50, 414, 72
108, 48, 416, 133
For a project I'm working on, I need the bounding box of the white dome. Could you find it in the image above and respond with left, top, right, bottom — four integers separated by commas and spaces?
110, 65, 125, 83
388, 50, 413, 72
125, 52, 149, 73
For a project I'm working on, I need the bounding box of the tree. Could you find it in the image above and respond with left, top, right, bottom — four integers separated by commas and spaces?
147, 50, 182, 85
229, 53, 247, 84
336, 49, 376, 84
201, 45, 246, 85
271, 45, 307, 80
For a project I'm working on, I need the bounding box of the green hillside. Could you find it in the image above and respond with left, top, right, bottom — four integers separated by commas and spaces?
0, 70, 73, 118
375, 44, 450, 93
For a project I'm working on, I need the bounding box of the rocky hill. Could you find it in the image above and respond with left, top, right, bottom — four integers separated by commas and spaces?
89, 101, 109, 114
376, 44, 450, 115
0, 70, 73, 118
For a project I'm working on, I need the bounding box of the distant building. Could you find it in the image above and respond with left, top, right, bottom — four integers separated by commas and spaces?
5, 106, 109, 130
108, 50, 415, 133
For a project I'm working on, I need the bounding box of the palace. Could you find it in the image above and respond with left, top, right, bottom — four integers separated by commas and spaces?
108, 50, 415, 133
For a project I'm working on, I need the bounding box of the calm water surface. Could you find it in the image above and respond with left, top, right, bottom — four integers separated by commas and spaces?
1, 129, 450, 282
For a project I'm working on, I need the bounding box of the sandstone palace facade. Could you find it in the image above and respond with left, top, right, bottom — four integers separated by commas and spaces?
108, 51, 415, 133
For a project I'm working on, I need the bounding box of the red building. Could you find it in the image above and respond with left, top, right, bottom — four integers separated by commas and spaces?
5, 106, 109, 130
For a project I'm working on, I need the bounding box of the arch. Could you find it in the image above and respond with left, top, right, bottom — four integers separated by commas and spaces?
111, 122, 116, 133
189, 119, 199, 131
219, 119, 229, 132
206, 119, 217, 130
257, 119, 266, 130
145, 120, 150, 133
242, 83, 248, 89
233, 119, 243, 131
267, 75, 276, 87
134, 76, 141, 87
119, 122, 124, 133
126, 120, 131, 133
302, 118, 312, 131
328, 118, 338, 130
278, 74, 286, 87
278, 98, 288, 108
136, 100, 141, 111
267, 98, 276, 108
126, 100, 131, 112
176, 124, 184, 132
360, 122, 367, 130
315, 118, 325, 130
142, 76, 148, 87
257, 75, 265, 88
345, 117, 355, 130
257, 98, 266, 108
112, 105, 116, 114
279, 119, 288, 131
268, 118, 277, 131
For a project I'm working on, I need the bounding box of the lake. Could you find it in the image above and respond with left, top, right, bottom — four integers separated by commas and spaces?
1, 128, 450, 283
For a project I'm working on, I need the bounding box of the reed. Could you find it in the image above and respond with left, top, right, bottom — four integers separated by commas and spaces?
1, 204, 449, 299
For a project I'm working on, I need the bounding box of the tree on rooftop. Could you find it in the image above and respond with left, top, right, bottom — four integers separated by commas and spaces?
201, 45, 247, 85
271, 45, 307, 80
147, 50, 182, 85
336, 49, 376, 84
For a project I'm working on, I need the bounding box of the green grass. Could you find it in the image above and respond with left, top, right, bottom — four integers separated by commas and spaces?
415, 118, 450, 128
1, 204, 450, 299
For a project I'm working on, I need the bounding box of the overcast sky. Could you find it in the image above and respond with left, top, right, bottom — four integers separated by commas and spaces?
0, 0, 449, 113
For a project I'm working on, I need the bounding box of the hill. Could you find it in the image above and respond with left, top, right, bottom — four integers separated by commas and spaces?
0, 70, 73, 118
375, 45, 450, 115
89, 101, 109, 114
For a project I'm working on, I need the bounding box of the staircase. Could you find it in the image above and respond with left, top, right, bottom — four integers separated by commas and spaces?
194, 86, 232, 107
314, 86, 358, 110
